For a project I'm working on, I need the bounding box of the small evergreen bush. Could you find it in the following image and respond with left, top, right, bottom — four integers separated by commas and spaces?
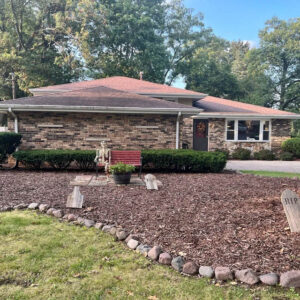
0, 132, 22, 162
279, 152, 294, 161
253, 149, 275, 160
231, 148, 251, 160
282, 138, 300, 158
141, 149, 227, 172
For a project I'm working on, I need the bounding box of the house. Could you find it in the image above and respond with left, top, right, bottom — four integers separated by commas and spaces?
0, 76, 299, 153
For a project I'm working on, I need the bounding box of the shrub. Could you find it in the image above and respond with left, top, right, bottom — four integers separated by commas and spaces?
13, 150, 96, 170
13, 150, 45, 169
214, 148, 230, 159
110, 162, 135, 174
282, 138, 300, 158
0, 132, 22, 163
231, 148, 251, 160
141, 149, 227, 172
253, 149, 276, 160
280, 152, 294, 161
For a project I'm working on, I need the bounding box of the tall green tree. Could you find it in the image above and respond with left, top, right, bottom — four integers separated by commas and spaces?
0, 0, 81, 100
76, 0, 169, 83
257, 17, 300, 110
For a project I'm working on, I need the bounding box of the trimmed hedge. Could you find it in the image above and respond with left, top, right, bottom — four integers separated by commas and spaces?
231, 148, 251, 160
0, 132, 22, 163
280, 152, 294, 161
282, 138, 300, 158
141, 149, 227, 172
12, 149, 227, 172
253, 150, 276, 160
13, 150, 96, 170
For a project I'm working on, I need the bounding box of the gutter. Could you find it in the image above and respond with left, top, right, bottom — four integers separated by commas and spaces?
8, 107, 18, 133
192, 113, 300, 120
176, 112, 181, 149
0, 104, 202, 115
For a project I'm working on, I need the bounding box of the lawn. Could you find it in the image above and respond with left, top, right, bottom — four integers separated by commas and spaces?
0, 211, 298, 300
241, 170, 300, 179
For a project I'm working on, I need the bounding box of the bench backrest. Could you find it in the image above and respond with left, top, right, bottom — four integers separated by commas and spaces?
110, 150, 141, 166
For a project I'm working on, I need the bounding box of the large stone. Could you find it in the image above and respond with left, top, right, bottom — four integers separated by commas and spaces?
136, 244, 152, 256
116, 229, 128, 241
159, 253, 172, 265
102, 225, 113, 233
127, 239, 139, 250
171, 256, 185, 272
52, 210, 63, 218
259, 273, 279, 286
109, 227, 117, 236
0, 206, 13, 212
215, 267, 233, 281
235, 269, 259, 285
76, 217, 85, 225
182, 261, 198, 275
46, 208, 55, 215
67, 214, 78, 222
94, 222, 104, 229
39, 204, 49, 212
280, 270, 300, 288
199, 266, 214, 278
83, 219, 95, 228
147, 246, 162, 261
125, 234, 139, 243
28, 203, 39, 210
14, 203, 27, 210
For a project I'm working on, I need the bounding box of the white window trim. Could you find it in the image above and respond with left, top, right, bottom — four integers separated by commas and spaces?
225, 119, 271, 142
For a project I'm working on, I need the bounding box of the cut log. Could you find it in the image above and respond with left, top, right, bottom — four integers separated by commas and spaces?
66, 186, 84, 208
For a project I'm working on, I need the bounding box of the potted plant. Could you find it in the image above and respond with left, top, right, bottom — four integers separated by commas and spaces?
110, 162, 135, 184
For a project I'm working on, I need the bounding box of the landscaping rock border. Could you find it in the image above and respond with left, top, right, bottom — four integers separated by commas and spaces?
2, 202, 300, 289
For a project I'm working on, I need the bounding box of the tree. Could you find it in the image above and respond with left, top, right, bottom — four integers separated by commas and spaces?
76, 0, 169, 83
179, 36, 243, 99
0, 0, 82, 100
257, 17, 300, 110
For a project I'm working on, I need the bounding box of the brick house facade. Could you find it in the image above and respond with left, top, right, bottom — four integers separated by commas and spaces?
1, 76, 299, 153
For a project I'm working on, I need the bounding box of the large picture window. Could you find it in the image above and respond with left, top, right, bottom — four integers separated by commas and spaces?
226, 120, 270, 142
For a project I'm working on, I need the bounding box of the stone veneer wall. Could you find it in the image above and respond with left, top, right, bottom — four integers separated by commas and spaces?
181, 117, 193, 149
8, 112, 178, 150
208, 118, 291, 153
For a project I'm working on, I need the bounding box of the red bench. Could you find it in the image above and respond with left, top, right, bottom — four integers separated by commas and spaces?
96, 150, 142, 177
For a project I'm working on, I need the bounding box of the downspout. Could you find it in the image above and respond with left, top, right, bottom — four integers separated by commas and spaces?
8, 107, 18, 133
176, 112, 181, 149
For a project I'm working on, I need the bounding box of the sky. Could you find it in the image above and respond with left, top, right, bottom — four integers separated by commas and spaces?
184, 0, 300, 47
173, 0, 299, 88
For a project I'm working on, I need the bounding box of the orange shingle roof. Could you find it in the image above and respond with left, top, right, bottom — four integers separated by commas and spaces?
31, 76, 205, 97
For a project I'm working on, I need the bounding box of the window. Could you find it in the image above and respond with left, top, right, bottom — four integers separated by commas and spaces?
0, 114, 8, 132
226, 119, 270, 142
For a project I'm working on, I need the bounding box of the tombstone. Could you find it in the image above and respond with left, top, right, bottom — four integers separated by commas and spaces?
144, 174, 159, 190
281, 189, 300, 233
66, 186, 84, 208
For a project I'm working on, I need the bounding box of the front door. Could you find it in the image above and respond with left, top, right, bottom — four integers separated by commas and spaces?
193, 119, 208, 151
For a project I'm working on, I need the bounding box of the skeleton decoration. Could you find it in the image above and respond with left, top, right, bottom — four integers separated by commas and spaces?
94, 141, 111, 179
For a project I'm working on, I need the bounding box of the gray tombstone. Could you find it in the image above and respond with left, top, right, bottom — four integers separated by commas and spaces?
281, 189, 300, 233
144, 174, 158, 190
66, 186, 84, 208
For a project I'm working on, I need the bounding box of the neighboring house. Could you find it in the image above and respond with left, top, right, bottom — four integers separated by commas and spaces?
0, 76, 299, 153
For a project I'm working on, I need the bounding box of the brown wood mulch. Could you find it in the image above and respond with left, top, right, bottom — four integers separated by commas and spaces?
0, 170, 299, 274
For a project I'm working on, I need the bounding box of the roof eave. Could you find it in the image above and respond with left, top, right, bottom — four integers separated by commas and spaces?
0, 104, 202, 115
192, 113, 300, 119
138, 92, 207, 99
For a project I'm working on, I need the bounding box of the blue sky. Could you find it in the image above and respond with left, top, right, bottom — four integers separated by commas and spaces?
184, 0, 300, 47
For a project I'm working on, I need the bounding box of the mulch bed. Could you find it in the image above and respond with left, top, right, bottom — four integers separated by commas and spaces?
0, 170, 299, 274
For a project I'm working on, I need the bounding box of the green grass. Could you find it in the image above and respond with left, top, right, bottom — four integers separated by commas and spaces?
0, 211, 299, 300
241, 170, 300, 179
